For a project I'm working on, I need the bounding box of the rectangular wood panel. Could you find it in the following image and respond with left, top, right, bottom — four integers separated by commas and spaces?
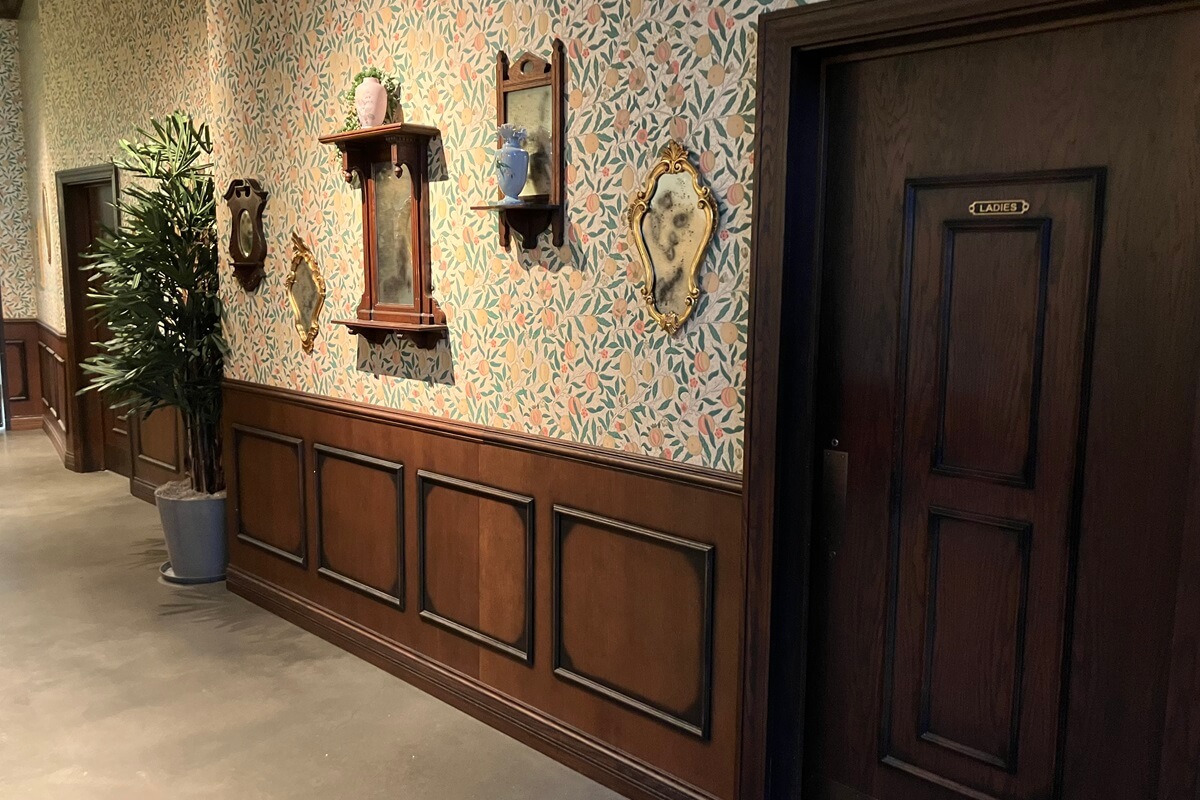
232, 424, 307, 566
5, 339, 29, 401
935, 221, 1050, 487
879, 173, 1102, 800
221, 379, 743, 800
417, 470, 533, 663
315, 444, 404, 607
919, 509, 1031, 771
553, 506, 715, 738
2, 320, 41, 428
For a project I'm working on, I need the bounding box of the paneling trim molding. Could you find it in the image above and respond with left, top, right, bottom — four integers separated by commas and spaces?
552, 505, 716, 739
223, 379, 741, 494
3, 318, 42, 430
417, 469, 535, 663
231, 423, 307, 566
314, 443, 405, 608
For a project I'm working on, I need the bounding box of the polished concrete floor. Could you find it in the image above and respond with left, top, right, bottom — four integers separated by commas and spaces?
0, 430, 621, 800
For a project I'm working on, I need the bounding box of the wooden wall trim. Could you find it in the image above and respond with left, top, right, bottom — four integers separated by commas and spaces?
232, 423, 308, 566
36, 323, 71, 468
3, 318, 42, 429
228, 566, 716, 800
223, 379, 742, 495
417, 469, 535, 663
552, 505, 716, 739
223, 379, 744, 800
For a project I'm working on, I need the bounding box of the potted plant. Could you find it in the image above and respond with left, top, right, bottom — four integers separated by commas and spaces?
82, 112, 227, 584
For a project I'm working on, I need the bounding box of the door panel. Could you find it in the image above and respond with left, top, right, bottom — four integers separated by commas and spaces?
805, 9, 1200, 800
879, 175, 1100, 800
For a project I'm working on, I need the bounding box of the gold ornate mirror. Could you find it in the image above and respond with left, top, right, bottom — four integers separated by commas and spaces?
286, 232, 326, 353
627, 141, 716, 335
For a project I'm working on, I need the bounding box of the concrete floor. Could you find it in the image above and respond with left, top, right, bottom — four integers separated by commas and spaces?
0, 431, 621, 800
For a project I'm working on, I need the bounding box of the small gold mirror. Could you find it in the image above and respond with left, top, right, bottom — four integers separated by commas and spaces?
627, 141, 716, 335
286, 232, 326, 354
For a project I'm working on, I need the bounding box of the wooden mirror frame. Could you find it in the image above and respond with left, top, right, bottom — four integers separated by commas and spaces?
627, 141, 716, 335
223, 178, 269, 292
491, 39, 566, 250
319, 123, 448, 348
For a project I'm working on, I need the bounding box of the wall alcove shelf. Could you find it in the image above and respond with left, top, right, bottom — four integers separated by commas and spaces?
319, 122, 447, 349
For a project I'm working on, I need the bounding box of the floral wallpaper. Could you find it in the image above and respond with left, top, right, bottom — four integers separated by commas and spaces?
0, 20, 36, 320
18, 0, 209, 332
209, 0, 804, 474
17, 0, 802, 473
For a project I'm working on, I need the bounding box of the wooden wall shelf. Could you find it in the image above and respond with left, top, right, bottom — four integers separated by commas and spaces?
470, 201, 562, 251
319, 123, 447, 347
332, 318, 447, 349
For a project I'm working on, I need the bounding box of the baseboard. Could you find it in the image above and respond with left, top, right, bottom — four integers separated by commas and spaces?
227, 567, 716, 800
130, 477, 158, 505
8, 415, 42, 431
42, 416, 72, 469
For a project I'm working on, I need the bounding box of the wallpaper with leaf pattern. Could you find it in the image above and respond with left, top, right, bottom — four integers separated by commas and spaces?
209, 0, 807, 474
0, 20, 36, 320
18, 0, 210, 332
21, 0, 804, 473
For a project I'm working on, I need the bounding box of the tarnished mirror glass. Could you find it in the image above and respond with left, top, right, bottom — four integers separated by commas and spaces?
236, 209, 255, 257
627, 142, 716, 335
505, 85, 552, 197
372, 160, 415, 307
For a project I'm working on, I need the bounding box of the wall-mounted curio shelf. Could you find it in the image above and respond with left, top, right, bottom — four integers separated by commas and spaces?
319, 122, 447, 349
472, 41, 566, 251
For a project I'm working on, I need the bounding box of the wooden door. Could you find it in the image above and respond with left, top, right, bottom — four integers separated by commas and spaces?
803, 9, 1200, 800
63, 178, 130, 476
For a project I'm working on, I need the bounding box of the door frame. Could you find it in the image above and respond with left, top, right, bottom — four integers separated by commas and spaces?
740, 0, 1200, 797
55, 162, 119, 472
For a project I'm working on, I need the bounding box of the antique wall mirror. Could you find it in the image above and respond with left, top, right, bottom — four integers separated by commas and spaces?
319, 123, 447, 347
286, 232, 326, 353
223, 179, 269, 291
473, 40, 566, 250
627, 141, 716, 335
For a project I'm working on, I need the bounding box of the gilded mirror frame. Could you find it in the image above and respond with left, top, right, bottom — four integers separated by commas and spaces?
286, 232, 326, 354
627, 141, 716, 335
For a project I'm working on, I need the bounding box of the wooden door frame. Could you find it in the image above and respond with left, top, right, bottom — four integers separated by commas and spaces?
55, 162, 119, 472
740, 0, 1200, 797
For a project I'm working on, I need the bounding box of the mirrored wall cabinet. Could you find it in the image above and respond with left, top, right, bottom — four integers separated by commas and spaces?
319, 122, 447, 348
471, 40, 566, 250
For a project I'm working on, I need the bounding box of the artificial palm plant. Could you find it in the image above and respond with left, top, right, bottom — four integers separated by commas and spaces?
82, 113, 225, 495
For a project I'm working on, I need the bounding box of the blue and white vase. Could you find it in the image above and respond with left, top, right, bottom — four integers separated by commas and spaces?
496, 124, 529, 205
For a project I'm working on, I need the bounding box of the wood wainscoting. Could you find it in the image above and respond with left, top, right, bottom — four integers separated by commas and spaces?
128, 408, 186, 503
37, 322, 70, 466
223, 379, 745, 800
3, 318, 42, 430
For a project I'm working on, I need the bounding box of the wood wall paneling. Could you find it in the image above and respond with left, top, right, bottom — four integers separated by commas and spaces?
129, 408, 187, 503
315, 444, 404, 607
417, 470, 534, 663
553, 506, 715, 739
232, 423, 307, 566
222, 379, 743, 800
3, 319, 42, 429
37, 322, 70, 467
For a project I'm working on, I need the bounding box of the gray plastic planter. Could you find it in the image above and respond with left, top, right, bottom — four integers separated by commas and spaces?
155, 482, 227, 584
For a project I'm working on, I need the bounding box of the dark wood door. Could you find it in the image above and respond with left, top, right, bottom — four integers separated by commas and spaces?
63, 179, 130, 477
804, 10, 1200, 800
